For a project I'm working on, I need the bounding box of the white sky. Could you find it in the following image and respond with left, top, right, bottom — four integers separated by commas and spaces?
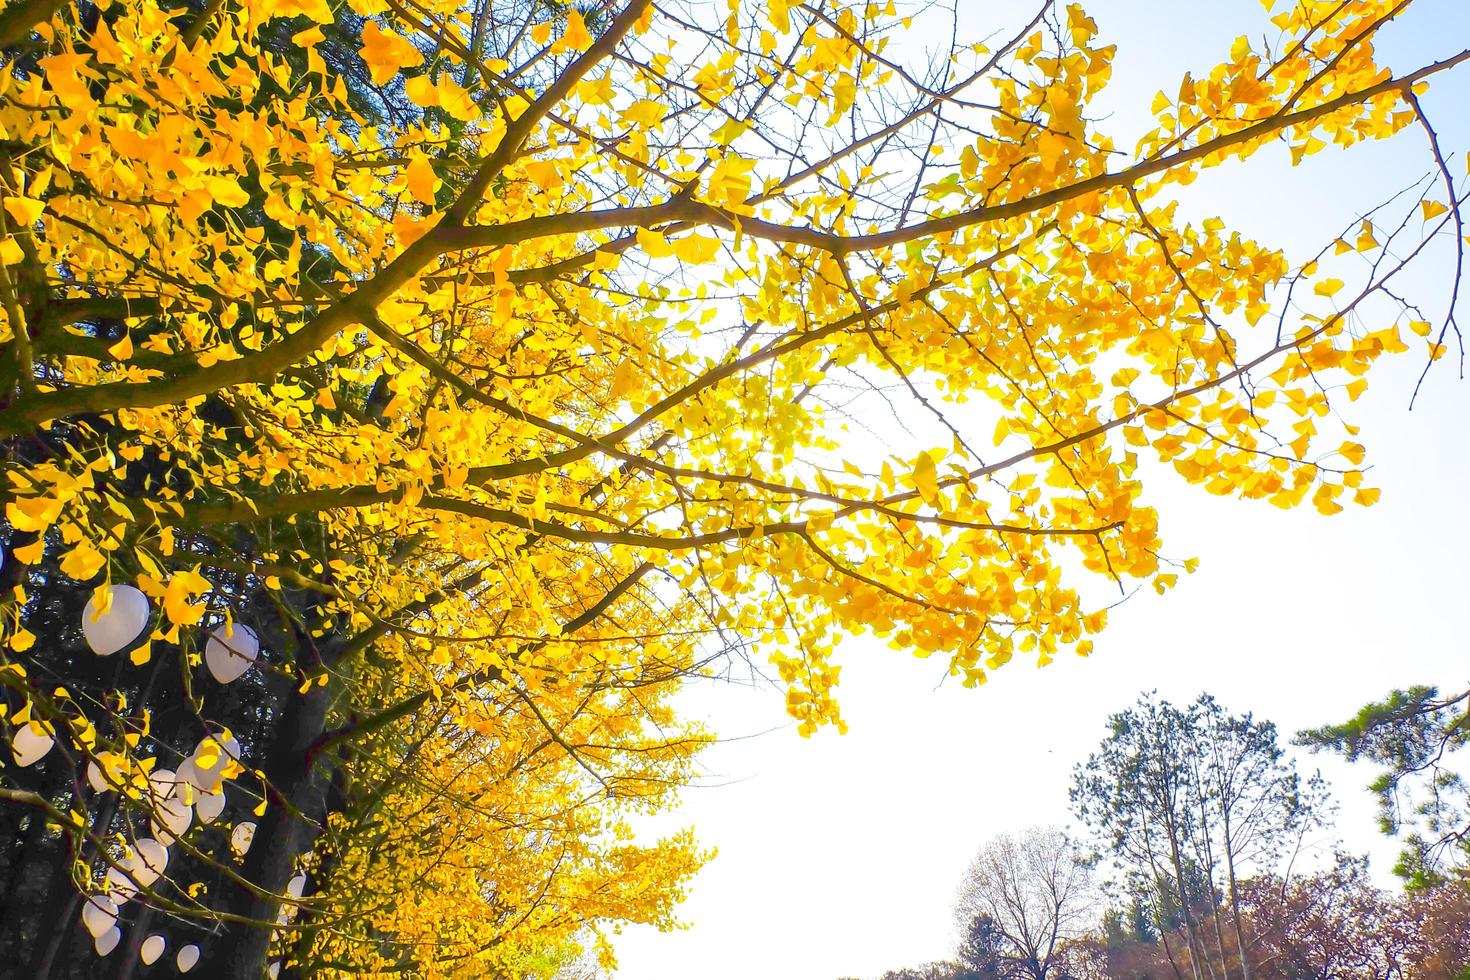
612, 2, 1470, 977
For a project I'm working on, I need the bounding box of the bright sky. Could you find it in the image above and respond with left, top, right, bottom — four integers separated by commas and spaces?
613, 2, 1470, 978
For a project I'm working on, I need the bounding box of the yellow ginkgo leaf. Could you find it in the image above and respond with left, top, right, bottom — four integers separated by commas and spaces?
162, 568, 212, 627
706, 155, 754, 204
636, 227, 673, 258
710, 117, 748, 145
291, 25, 326, 46
13, 539, 45, 564
436, 77, 479, 120
405, 74, 439, 108
563, 11, 592, 51
912, 452, 940, 506
405, 154, 439, 205
621, 99, 666, 127
59, 542, 106, 581
672, 235, 720, 263
207, 177, 250, 208
1037, 132, 1070, 172
270, 0, 333, 23
3, 196, 43, 225
523, 159, 562, 191
577, 74, 615, 105
360, 21, 423, 85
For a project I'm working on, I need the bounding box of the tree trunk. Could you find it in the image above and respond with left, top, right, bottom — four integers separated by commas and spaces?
1158, 926, 1188, 980
210, 677, 333, 980
114, 901, 157, 980
1222, 832, 1252, 980
1165, 822, 1211, 980
1195, 814, 1233, 980
0, 799, 49, 953
286, 753, 352, 976
29, 887, 83, 980
31, 793, 120, 979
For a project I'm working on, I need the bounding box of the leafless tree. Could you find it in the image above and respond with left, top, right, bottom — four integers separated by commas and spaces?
954, 827, 1098, 980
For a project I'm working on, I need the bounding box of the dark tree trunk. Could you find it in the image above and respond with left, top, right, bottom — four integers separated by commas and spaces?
31, 793, 120, 980
0, 801, 49, 952
211, 677, 334, 980
113, 900, 157, 980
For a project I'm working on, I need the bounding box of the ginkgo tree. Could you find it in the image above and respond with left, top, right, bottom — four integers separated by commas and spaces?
0, 0, 1464, 976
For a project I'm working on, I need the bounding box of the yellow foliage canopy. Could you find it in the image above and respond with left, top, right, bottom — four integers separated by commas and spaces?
0, 0, 1462, 975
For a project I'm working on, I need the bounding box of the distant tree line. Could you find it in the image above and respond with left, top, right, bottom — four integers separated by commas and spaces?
855, 688, 1470, 980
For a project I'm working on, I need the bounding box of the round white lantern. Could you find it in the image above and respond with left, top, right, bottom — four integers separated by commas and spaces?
103, 866, 139, 902
147, 769, 193, 842
268, 962, 281, 979
94, 924, 121, 956
195, 788, 226, 824
122, 837, 169, 888
174, 758, 201, 793
286, 874, 307, 899
81, 585, 150, 656
148, 768, 181, 799
12, 723, 53, 767
181, 733, 239, 792
86, 761, 109, 793
204, 623, 259, 683
141, 934, 166, 965
81, 894, 117, 938
151, 797, 192, 843
177, 944, 200, 972
231, 822, 256, 856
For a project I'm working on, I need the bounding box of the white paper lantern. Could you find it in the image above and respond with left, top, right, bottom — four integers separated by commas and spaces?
141, 934, 166, 965
81, 585, 150, 656
219, 734, 242, 761
177, 944, 200, 972
82, 895, 118, 939
94, 924, 121, 956
103, 867, 139, 902
86, 761, 109, 793
148, 769, 193, 842
12, 723, 53, 767
151, 797, 192, 843
148, 768, 180, 799
174, 758, 202, 793
204, 623, 258, 683
195, 788, 226, 824
181, 733, 239, 792
231, 822, 256, 856
268, 962, 281, 979
122, 837, 169, 888
286, 873, 307, 899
